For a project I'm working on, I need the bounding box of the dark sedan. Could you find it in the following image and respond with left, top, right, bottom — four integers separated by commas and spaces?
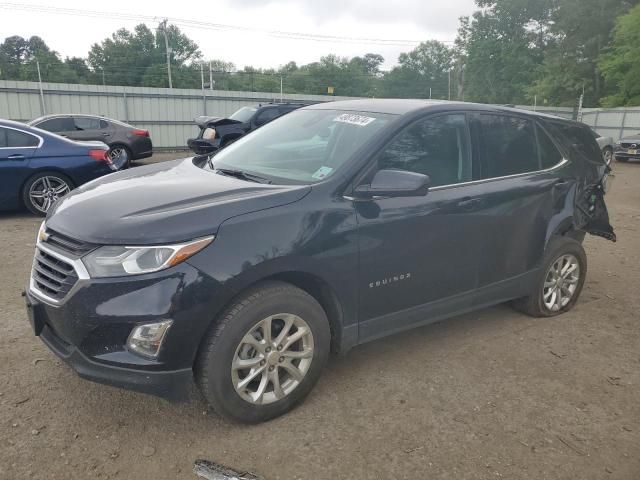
188, 102, 307, 155
0, 119, 117, 215
615, 133, 640, 162
28, 114, 153, 168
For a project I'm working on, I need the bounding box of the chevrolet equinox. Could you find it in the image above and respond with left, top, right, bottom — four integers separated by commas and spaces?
25, 100, 616, 423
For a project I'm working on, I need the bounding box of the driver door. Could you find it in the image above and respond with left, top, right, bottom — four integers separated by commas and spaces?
355, 113, 483, 341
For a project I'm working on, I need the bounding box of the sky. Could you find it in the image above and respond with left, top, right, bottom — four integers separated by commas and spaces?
0, 0, 477, 70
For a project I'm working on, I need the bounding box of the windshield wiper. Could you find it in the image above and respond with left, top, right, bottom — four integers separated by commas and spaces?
215, 168, 272, 184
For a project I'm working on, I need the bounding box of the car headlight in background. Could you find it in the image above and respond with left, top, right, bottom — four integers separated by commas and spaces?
82, 236, 214, 278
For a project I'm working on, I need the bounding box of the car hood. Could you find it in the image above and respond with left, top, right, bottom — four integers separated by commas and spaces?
620, 136, 640, 144
46, 158, 311, 245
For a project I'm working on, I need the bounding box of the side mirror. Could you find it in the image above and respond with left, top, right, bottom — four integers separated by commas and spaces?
188, 138, 219, 155
354, 169, 430, 199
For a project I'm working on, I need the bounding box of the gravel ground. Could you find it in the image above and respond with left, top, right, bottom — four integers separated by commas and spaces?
0, 157, 639, 480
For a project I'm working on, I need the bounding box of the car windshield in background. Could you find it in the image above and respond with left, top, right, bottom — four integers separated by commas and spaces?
211, 109, 394, 184
229, 107, 257, 122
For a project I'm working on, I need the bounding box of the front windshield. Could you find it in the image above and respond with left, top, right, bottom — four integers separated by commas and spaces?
229, 106, 257, 122
212, 109, 394, 184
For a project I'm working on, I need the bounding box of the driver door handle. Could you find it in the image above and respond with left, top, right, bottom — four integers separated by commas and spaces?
7, 154, 26, 160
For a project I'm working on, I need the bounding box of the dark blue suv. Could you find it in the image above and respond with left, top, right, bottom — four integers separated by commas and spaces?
0, 119, 117, 215
25, 100, 615, 423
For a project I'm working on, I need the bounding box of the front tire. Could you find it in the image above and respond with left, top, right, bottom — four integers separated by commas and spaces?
195, 281, 330, 423
512, 236, 587, 317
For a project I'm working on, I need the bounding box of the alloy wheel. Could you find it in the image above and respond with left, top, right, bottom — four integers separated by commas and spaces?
604, 149, 613, 167
231, 313, 314, 405
108, 147, 129, 168
543, 254, 581, 312
28, 176, 70, 213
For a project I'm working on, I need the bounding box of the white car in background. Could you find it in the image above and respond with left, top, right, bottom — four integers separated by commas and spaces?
589, 128, 615, 166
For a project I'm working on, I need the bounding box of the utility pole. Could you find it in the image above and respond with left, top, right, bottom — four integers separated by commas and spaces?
429, 87, 432, 100
280, 75, 283, 102
448, 69, 451, 101
159, 19, 173, 89
209, 61, 213, 90
36, 59, 46, 115
200, 63, 206, 114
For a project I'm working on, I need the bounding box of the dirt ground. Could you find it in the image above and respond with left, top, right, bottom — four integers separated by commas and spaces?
1, 156, 639, 480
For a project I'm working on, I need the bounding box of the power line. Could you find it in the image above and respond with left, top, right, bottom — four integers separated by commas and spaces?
0, 3, 455, 47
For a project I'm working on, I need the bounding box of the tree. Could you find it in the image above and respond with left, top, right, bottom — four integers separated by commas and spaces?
599, 4, 640, 106
0, 35, 78, 83
381, 41, 453, 99
458, 0, 551, 105
529, 0, 638, 107
88, 23, 201, 87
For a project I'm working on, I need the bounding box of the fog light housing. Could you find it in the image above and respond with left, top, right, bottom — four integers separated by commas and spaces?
127, 320, 173, 358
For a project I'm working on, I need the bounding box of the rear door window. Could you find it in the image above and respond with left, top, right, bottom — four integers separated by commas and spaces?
377, 114, 472, 187
36, 117, 74, 132
74, 117, 101, 131
475, 114, 539, 179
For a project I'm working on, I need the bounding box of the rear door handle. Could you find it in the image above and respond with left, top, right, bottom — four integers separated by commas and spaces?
457, 197, 483, 210
7, 154, 26, 161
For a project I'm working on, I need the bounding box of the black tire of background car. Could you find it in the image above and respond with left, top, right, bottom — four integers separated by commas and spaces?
195, 281, 331, 423
109, 144, 132, 169
511, 236, 587, 318
22, 171, 74, 216
603, 147, 613, 167
616, 157, 629, 162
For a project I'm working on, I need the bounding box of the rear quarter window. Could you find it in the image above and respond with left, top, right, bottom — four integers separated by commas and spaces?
0, 128, 39, 147
546, 121, 604, 165
536, 124, 564, 169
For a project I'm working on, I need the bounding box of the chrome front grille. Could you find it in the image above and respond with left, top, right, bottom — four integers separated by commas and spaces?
43, 229, 95, 256
31, 247, 79, 301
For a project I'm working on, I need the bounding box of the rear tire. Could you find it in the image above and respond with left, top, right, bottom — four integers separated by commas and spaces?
603, 147, 613, 167
22, 171, 73, 216
108, 145, 132, 169
512, 236, 587, 318
195, 281, 330, 423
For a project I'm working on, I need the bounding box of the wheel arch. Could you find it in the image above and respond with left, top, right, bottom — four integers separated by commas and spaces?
194, 268, 350, 372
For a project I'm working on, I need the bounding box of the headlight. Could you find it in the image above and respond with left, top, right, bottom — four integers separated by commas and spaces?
82, 236, 214, 278
37, 221, 47, 243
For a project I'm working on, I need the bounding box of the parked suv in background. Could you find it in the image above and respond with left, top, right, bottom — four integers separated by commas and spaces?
28, 114, 153, 168
615, 133, 640, 162
25, 100, 615, 423
188, 102, 308, 155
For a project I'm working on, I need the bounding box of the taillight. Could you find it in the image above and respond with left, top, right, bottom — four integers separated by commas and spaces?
131, 129, 149, 137
89, 149, 109, 162
89, 149, 116, 170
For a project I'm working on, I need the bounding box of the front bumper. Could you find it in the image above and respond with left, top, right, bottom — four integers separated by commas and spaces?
32, 306, 193, 402
25, 256, 226, 401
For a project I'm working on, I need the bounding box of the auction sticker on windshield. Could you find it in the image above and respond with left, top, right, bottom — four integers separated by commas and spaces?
334, 113, 376, 127
312, 166, 334, 180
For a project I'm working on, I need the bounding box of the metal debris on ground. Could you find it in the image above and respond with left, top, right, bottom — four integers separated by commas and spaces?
193, 459, 263, 480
